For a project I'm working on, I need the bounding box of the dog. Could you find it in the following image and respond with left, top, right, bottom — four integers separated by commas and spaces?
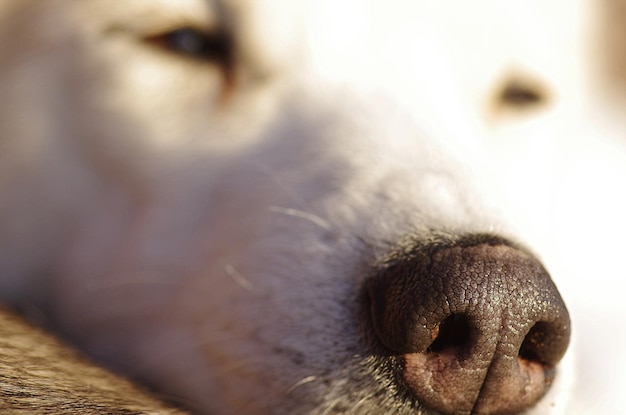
0, 1, 625, 414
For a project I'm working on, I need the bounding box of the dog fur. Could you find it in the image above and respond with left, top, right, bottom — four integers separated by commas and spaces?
0, 1, 625, 414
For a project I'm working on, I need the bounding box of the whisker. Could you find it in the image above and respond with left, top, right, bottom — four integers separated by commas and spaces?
269, 206, 332, 231
285, 375, 317, 395
223, 263, 254, 291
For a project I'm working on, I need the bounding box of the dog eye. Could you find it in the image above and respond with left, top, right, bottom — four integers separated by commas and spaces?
496, 78, 549, 111
500, 83, 545, 108
146, 27, 234, 65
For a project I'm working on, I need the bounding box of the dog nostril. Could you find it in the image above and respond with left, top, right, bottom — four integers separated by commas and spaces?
368, 235, 571, 415
519, 323, 545, 364
519, 321, 565, 369
426, 314, 472, 355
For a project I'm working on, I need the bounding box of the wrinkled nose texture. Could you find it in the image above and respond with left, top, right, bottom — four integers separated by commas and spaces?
368, 236, 570, 415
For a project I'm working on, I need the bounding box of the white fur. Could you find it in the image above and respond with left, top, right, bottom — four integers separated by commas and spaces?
0, 1, 624, 414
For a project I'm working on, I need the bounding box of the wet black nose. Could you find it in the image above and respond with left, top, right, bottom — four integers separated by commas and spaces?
368, 235, 570, 415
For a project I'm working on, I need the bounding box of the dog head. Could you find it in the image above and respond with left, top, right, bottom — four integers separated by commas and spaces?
0, 1, 590, 414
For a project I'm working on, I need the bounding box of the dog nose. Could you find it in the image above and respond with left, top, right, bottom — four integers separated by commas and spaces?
368, 236, 570, 415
